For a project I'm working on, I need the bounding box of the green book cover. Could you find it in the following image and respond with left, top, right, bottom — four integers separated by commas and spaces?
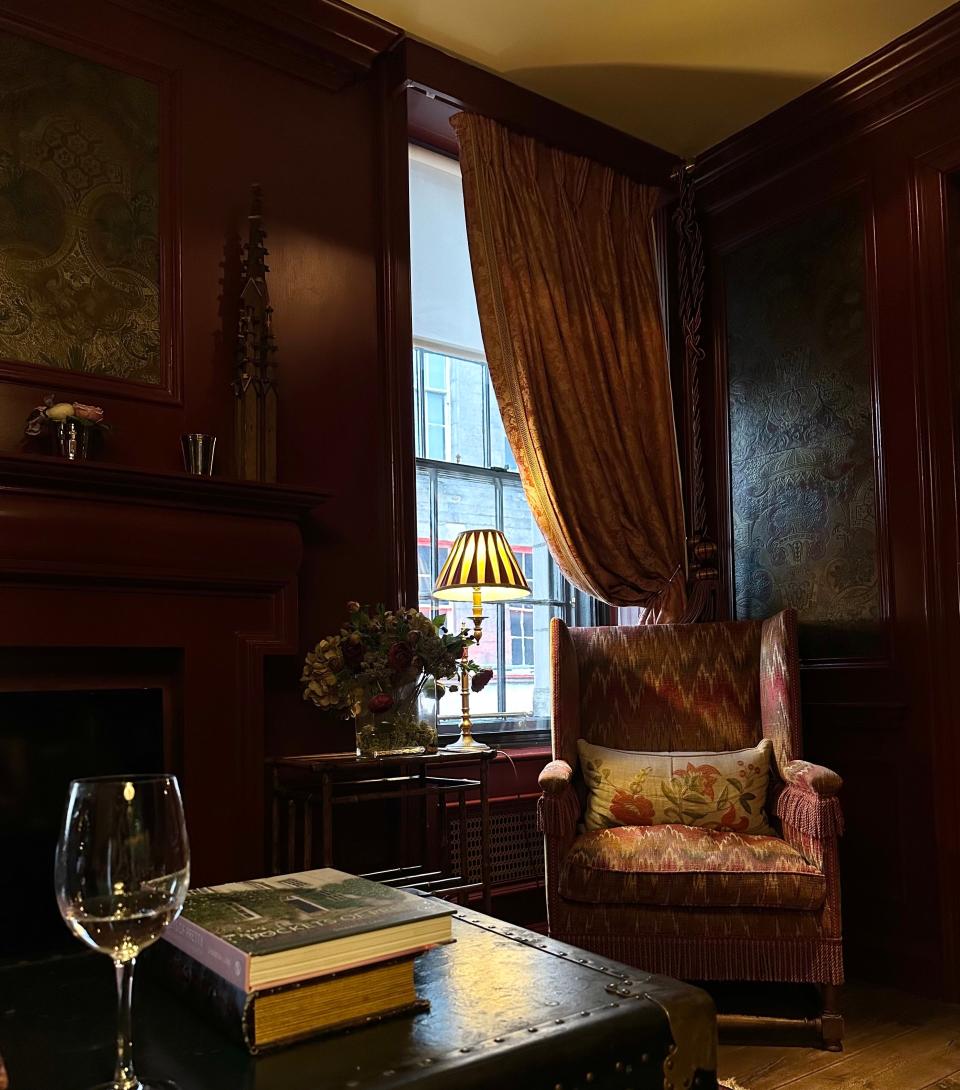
174, 868, 453, 958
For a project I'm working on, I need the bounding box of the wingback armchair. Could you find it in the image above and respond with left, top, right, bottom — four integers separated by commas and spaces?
540, 610, 844, 1048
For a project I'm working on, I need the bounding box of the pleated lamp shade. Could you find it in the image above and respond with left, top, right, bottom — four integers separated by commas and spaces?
432, 529, 532, 603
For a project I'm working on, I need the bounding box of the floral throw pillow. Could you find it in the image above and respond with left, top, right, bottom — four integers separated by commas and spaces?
577, 738, 774, 835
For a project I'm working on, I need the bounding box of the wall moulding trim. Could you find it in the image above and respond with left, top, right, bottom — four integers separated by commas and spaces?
694, 4, 960, 202
376, 45, 417, 608
0, 10, 183, 404
799, 657, 894, 673
109, 0, 402, 90
799, 705, 906, 734
708, 176, 871, 258
908, 149, 960, 997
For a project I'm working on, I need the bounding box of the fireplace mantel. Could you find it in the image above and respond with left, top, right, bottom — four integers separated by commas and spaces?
0, 452, 330, 520
0, 452, 325, 884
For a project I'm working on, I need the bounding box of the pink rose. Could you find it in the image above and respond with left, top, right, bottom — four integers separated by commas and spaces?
368, 693, 394, 714
342, 637, 364, 670
388, 642, 413, 672
72, 403, 104, 423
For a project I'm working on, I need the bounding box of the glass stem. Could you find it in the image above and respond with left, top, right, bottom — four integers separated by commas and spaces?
114, 957, 139, 1090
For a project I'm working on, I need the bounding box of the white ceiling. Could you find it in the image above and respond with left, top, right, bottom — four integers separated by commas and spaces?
356, 0, 955, 155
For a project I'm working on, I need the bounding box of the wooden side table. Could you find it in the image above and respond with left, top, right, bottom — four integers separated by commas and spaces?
268, 750, 495, 913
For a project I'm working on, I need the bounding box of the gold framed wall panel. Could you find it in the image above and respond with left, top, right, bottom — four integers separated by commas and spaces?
0, 16, 180, 404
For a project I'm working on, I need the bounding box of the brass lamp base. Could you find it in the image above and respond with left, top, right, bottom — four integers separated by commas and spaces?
444, 607, 490, 753
443, 732, 491, 753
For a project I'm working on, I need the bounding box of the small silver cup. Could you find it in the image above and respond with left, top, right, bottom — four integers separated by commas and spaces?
180, 433, 216, 476
50, 419, 91, 461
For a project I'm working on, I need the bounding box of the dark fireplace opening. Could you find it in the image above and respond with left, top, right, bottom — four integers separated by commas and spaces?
0, 688, 165, 964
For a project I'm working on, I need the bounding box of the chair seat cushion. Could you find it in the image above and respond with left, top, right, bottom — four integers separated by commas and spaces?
559, 824, 826, 910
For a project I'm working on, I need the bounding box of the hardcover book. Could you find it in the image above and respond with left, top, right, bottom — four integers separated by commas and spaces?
151, 944, 427, 1053
162, 868, 454, 991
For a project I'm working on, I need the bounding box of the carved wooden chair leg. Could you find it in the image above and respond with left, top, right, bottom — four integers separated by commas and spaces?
821, 983, 844, 1051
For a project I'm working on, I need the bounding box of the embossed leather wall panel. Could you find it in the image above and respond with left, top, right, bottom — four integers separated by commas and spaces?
724, 199, 880, 659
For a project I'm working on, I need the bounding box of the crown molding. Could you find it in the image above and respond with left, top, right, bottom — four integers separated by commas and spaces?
403, 38, 681, 190
110, 0, 402, 90
694, 2, 960, 201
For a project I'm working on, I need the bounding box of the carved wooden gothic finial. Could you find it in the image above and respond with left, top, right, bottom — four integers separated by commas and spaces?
233, 184, 278, 483
673, 168, 719, 621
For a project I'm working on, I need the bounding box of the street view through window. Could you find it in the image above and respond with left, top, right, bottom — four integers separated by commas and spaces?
409, 145, 591, 733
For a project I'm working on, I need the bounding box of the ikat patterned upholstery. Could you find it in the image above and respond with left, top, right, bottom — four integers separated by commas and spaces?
571, 620, 762, 753
542, 609, 845, 990
559, 825, 825, 910
577, 737, 774, 835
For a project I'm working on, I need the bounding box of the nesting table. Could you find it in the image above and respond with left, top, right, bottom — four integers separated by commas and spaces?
269, 750, 496, 912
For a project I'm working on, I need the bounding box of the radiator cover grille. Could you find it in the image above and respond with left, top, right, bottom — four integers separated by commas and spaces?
449, 804, 544, 886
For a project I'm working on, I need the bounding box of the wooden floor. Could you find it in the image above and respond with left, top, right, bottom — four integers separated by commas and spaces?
718, 983, 960, 1089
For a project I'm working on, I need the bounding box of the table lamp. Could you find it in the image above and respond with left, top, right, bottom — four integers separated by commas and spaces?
432, 528, 531, 752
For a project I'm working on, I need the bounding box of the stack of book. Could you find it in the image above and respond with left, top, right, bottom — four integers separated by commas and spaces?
157, 867, 454, 1053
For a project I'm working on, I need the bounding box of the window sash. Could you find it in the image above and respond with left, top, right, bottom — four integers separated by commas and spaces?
412, 344, 595, 738
416, 455, 577, 732
413, 344, 518, 472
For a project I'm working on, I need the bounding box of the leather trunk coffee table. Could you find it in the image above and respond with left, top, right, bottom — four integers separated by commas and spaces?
0, 909, 718, 1090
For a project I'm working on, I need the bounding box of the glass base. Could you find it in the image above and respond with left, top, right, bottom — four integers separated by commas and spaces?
352, 679, 440, 759
356, 743, 426, 759
88, 1081, 179, 1089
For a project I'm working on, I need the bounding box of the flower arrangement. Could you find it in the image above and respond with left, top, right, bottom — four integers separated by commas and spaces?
302, 601, 492, 719
25, 394, 109, 437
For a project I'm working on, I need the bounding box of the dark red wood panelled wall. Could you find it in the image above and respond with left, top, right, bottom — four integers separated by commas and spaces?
694, 7, 960, 998
0, 1, 680, 906
0, 0, 414, 880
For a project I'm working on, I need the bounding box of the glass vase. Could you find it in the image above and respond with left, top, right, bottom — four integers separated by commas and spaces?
355, 679, 439, 758
50, 419, 91, 461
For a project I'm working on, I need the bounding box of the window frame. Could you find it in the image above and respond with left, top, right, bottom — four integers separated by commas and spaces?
509, 602, 535, 668
408, 144, 599, 746
414, 343, 595, 744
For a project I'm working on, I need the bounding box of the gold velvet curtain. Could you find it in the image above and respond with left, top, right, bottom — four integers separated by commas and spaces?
451, 113, 687, 621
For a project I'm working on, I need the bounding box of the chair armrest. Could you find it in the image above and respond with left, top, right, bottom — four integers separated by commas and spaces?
782, 759, 842, 797
776, 781, 844, 840
538, 761, 581, 842
539, 759, 574, 796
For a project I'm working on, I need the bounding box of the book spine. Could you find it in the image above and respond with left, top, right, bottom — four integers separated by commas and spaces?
163, 912, 250, 990
150, 939, 257, 1053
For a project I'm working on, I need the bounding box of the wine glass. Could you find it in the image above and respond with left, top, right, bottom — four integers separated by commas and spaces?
55, 774, 190, 1090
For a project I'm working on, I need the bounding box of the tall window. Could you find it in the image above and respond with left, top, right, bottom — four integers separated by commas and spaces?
409, 145, 593, 737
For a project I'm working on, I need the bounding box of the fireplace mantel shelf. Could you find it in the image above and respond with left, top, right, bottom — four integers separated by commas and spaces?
0, 452, 330, 521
